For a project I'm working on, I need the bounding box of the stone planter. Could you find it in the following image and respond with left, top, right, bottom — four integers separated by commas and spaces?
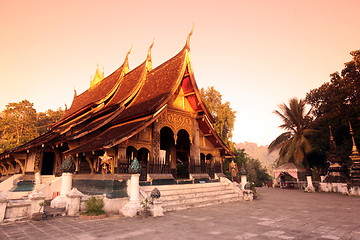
138, 210, 152, 218
79, 213, 107, 220
32, 212, 44, 221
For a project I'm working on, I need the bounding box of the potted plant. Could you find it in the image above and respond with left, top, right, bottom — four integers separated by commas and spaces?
80, 197, 106, 220
32, 201, 45, 221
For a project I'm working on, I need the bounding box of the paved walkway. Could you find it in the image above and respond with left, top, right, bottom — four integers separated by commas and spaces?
1, 188, 360, 240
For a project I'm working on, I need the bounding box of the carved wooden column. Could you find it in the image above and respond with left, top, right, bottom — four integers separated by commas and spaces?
191, 119, 200, 165
152, 121, 161, 163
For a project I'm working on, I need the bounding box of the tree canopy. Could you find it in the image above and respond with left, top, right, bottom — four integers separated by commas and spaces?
223, 148, 272, 187
200, 86, 236, 148
0, 100, 64, 153
305, 50, 360, 166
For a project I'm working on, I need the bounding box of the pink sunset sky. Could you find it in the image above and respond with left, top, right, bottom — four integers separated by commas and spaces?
1, 0, 360, 146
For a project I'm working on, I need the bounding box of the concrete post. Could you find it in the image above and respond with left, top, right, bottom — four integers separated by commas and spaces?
305, 175, 315, 192
34, 171, 42, 186
121, 174, 141, 217
51, 172, 73, 208
28, 191, 46, 215
60, 172, 73, 196
241, 175, 247, 190
129, 174, 140, 202
0, 192, 9, 222
320, 175, 326, 183
66, 188, 83, 216
306, 175, 313, 187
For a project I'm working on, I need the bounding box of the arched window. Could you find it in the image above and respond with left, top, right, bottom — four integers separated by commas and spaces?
126, 146, 137, 161
137, 148, 150, 166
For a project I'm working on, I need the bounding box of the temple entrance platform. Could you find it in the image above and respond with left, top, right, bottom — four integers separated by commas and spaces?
2, 188, 360, 239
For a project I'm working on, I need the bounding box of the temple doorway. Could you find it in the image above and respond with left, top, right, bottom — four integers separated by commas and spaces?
160, 126, 175, 162
176, 129, 190, 179
41, 152, 55, 175
137, 148, 149, 181
78, 156, 91, 174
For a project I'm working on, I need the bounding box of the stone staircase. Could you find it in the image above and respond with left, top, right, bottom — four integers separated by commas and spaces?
37, 175, 57, 189
142, 181, 241, 212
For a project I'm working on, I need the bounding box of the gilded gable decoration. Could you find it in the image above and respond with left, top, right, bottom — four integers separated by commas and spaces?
159, 110, 193, 143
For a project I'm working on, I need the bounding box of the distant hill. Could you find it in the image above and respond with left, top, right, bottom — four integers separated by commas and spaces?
235, 142, 278, 172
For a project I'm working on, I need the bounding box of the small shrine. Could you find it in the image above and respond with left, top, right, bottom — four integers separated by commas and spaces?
349, 123, 360, 187
325, 126, 348, 183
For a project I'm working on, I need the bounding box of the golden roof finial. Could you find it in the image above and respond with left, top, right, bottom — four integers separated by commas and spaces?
147, 39, 154, 59
349, 121, 359, 154
185, 23, 194, 49
146, 39, 154, 71
329, 126, 334, 141
90, 64, 105, 88
73, 88, 77, 98
123, 45, 132, 74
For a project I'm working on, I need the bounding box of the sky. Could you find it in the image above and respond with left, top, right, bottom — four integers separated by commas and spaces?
1, 0, 360, 146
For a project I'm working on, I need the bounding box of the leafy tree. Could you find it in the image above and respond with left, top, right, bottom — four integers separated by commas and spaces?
36, 108, 64, 135
268, 98, 315, 169
200, 86, 236, 147
305, 50, 360, 164
223, 148, 272, 187
0, 100, 64, 153
0, 100, 38, 152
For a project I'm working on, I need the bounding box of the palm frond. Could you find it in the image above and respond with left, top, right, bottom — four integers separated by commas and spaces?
268, 132, 292, 153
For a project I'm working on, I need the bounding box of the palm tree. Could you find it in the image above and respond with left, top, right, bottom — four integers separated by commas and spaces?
268, 98, 314, 169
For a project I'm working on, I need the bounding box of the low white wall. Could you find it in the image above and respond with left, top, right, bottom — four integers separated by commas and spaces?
319, 182, 360, 196
5, 200, 31, 221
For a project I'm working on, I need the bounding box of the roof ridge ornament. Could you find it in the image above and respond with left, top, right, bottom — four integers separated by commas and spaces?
90, 64, 105, 88
349, 121, 359, 154
146, 39, 154, 71
185, 23, 194, 50
329, 125, 337, 151
329, 125, 334, 141
123, 45, 132, 73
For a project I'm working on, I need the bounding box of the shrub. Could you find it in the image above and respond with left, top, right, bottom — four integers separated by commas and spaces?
82, 197, 105, 216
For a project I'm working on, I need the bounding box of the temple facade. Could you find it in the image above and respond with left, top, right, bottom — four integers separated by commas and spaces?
0, 33, 233, 182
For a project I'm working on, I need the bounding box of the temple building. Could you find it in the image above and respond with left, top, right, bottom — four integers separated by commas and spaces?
0, 32, 233, 183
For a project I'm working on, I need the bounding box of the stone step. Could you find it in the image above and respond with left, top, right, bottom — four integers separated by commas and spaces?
142, 181, 241, 212
162, 192, 239, 207
159, 188, 236, 201
146, 186, 228, 196
163, 193, 240, 212
143, 182, 230, 195
41, 175, 56, 183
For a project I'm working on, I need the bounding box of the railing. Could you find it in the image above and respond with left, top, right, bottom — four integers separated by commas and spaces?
117, 162, 130, 174
149, 159, 171, 173
189, 163, 222, 179
214, 163, 222, 173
